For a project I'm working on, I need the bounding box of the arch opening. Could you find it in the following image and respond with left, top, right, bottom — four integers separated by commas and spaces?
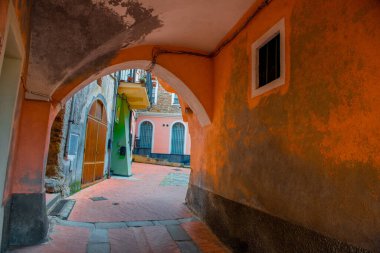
54, 60, 211, 127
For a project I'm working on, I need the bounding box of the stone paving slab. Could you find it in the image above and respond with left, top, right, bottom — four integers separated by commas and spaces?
95, 222, 126, 229
166, 224, 192, 241
87, 243, 110, 253
177, 241, 201, 253
89, 229, 109, 243
55, 219, 95, 229
152, 219, 179, 225
125, 220, 155, 227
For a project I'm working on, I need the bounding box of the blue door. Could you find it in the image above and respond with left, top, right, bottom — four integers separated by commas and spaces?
139, 121, 153, 151
171, 123, 185, 154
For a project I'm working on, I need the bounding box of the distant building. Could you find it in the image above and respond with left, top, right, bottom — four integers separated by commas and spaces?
45, 69, 154, 194
110, 69, 153, 177
134, 77, 191, 165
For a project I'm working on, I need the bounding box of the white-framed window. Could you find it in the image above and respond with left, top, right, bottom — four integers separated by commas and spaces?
171, 93, 180, 105
251, 18, 285, 98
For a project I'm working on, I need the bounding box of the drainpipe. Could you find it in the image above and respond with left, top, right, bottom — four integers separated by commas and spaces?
64, 96, 75, 158
108, 72, 120, 178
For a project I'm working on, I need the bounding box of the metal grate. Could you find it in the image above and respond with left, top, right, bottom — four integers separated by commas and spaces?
90, 196, 108, 201
49, 199, 70, 216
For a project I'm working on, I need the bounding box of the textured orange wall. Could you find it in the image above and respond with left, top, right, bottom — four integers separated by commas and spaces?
5, 0, 380, 250
1, 0, 32, 203
52, 45, 214, 124
188, 0, 380, 250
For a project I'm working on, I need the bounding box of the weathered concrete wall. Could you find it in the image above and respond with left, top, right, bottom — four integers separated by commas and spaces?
187, 0, 380, 252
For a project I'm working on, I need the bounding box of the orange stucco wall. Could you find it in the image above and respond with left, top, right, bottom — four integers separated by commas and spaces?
188, 0, 380, 250
3, 0, 380, 251
1, 0, 32, 203
52, 45, 214, 126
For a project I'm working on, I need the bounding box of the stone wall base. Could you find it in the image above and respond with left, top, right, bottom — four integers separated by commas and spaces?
6, 193, 48, 247
186, 184, 370, 253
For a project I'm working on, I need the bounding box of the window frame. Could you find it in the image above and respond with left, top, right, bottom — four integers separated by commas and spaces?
251, 18, 285, 98
152, 81, 158, 105
169, 121, 187, 155
171, 93, 180, 105
67, 133, 80, 159
138, 120, 155, 151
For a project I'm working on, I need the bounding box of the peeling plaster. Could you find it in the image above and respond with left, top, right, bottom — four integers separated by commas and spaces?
27, 0, 162, 96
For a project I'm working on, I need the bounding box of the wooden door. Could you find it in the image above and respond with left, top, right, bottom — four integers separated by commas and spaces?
82, 101, 108, 185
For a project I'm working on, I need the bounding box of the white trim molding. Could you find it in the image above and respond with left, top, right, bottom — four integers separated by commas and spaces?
251, 18, 285, 98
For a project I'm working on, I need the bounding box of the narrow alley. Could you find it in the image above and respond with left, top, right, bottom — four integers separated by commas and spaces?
1, 0, 380, 252
10, 163, 228, 253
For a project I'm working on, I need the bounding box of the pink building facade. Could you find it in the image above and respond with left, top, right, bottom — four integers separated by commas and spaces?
133, 79, 191, 164
135, 114, 191, 155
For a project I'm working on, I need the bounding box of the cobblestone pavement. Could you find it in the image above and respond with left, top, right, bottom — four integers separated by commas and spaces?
9, 163, 229, 253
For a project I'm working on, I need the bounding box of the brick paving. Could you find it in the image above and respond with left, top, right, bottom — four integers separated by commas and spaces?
9, 163, 229, 253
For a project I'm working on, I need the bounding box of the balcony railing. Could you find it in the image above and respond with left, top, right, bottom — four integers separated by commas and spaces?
118, 69, 153, 109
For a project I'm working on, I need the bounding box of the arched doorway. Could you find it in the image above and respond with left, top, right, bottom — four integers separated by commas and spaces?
82, 100, 108, 186
171, 122, 185, 155
139, 121, 153, 154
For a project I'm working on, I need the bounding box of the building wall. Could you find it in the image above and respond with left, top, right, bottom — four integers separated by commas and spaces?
135, 114, 191, 155
149, 81, 182, 114
135, 79, 191, 156
45, 75, 116, 194
0, 1, 31, 249
187, 0, 380, 252
2, 0, 380, 251
111, 95, 133, 176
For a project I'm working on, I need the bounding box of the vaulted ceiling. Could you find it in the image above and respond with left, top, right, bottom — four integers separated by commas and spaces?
26, 0, 256, 99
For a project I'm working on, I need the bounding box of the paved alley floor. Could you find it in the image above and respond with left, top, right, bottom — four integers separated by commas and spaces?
10, 163, 229, 253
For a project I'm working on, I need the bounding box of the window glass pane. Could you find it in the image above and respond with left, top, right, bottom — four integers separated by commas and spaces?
139, 121, 153, 149
151, 85, 157, 104
258, 33, 280, 87
258, 44, 267, 87
171, 123, 185, 154
173, 94, 179, 105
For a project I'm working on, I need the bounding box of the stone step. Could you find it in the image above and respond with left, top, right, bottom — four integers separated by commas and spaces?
46, 193, 61, 214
